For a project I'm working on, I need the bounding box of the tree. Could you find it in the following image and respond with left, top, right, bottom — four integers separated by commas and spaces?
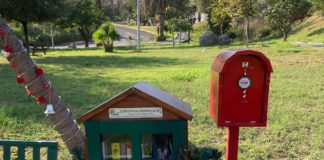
57, 0, 104, 47
229, 0, 257, 46
312, 0, 324, 13
210, 0, 231, 35
141, 0, 193, 41
0, 19, 85, 159
194, 0, 213, 13
101, 0, 137, 23
265, 0, 311, 41
93, 21, 120, 52
0, 0, 63, 53
168, 19, 192, 47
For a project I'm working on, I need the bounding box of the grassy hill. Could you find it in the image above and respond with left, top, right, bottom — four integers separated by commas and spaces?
289, 12, 324, 43
0, 14, 323, 159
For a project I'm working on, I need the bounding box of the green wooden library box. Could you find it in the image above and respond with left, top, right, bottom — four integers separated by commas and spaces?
78, 81, 192, 160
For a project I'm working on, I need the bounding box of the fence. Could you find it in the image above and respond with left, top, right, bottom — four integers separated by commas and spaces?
0, 140, 58, 160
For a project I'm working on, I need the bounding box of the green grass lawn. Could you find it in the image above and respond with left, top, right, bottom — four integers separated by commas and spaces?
1, 13, 324, 159
1, 40, 323, 159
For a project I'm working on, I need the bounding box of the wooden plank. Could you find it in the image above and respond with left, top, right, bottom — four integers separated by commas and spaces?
131, 133, 141, 160
17, 145, 25, 160
77, 89, 133, 123
33, 146, 40, 160
78, 81, 193, 123
0, 140, 58, 160
3, 145, 11, 160
85, 122, 101, 160
0, 140, 57, 147
90, 93, 182, 121
47, 146, 58, 160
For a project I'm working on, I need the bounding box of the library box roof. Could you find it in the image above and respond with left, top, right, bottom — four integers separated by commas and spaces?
77, 81, 192, 123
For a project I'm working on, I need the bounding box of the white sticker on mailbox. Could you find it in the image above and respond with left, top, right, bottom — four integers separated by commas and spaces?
109, 107, 163, 119
238, 77, 251, 89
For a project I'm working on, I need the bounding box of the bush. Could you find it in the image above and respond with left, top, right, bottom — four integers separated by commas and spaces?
93, 21, 120, 52
193, 21, 209, 34
228, 32, 237, 39
9, 22, 83, 47
257, 27, 271, 39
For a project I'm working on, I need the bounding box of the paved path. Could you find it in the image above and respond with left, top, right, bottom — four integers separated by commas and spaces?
54, 25, 155, 49
114, 25, 155, 47
295, 41, 324, 48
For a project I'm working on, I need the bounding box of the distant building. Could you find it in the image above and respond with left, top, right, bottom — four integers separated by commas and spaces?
194, 12, 208, 23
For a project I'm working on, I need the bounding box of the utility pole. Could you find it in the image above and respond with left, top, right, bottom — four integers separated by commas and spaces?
136, 0, 141, 51
50, 26, 54, 49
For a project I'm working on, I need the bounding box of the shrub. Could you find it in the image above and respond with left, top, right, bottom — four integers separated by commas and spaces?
258, 27, 271, 39
92, 21, 120, 52
193, 21, 209, 34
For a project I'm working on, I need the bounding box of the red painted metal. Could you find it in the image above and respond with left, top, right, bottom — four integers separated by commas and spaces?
226, 127, 239, 160
210, 50, 272, 127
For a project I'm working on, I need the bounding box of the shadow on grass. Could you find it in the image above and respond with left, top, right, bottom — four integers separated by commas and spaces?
144, 44, 202, 50
48, 47, 101, 52
189, 142, 222, 160
35, 54, 189, 68
307, 28, 324, 37
0, 66, 135, 121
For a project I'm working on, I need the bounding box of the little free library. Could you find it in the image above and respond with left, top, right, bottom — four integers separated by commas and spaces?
77, 81, 193, 160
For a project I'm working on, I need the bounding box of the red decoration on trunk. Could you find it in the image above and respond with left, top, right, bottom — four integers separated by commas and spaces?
17, 76, 24, 84
5, 44, 13, 54
44, 83, 49, 89
0, 29, 5, 36
37, 96, 46, 103
36, 68, 44, 75
11, 61, 17, 68
26, 88, 33, 96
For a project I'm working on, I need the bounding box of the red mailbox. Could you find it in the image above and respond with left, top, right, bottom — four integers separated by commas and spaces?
210, 49, 272, 127
209, 49, 272, 160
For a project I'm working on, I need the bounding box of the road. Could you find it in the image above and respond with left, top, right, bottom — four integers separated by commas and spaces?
54, 25, 155, 49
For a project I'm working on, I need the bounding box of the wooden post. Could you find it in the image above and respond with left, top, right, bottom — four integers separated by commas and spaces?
226, 127, 240, 160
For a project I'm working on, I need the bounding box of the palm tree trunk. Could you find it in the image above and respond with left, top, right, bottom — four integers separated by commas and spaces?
0, 19, 85, 160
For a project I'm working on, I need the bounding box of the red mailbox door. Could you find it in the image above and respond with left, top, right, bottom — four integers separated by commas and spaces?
210, 50, 272, 127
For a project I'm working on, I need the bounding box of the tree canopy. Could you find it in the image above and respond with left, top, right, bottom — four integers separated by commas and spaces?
265, 0, 312, 41
141, 0, 195, 41
230, 0, 257, 45
0, 0, 64, 52
57, 0, 104, 47
210, 0, 231, 35
194, 0, 213, 13
312, 0, 324, 13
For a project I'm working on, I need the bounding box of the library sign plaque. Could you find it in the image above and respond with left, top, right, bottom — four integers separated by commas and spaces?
78, 81, 192, 160
109, 107, 163, 119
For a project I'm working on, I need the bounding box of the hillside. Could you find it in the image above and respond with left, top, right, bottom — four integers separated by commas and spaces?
289, 12, 324, 43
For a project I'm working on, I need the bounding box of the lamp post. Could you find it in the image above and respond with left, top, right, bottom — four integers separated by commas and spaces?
136, 0, 141, 51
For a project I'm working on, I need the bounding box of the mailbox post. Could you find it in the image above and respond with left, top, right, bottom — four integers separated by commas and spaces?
210, 50, 272, 160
